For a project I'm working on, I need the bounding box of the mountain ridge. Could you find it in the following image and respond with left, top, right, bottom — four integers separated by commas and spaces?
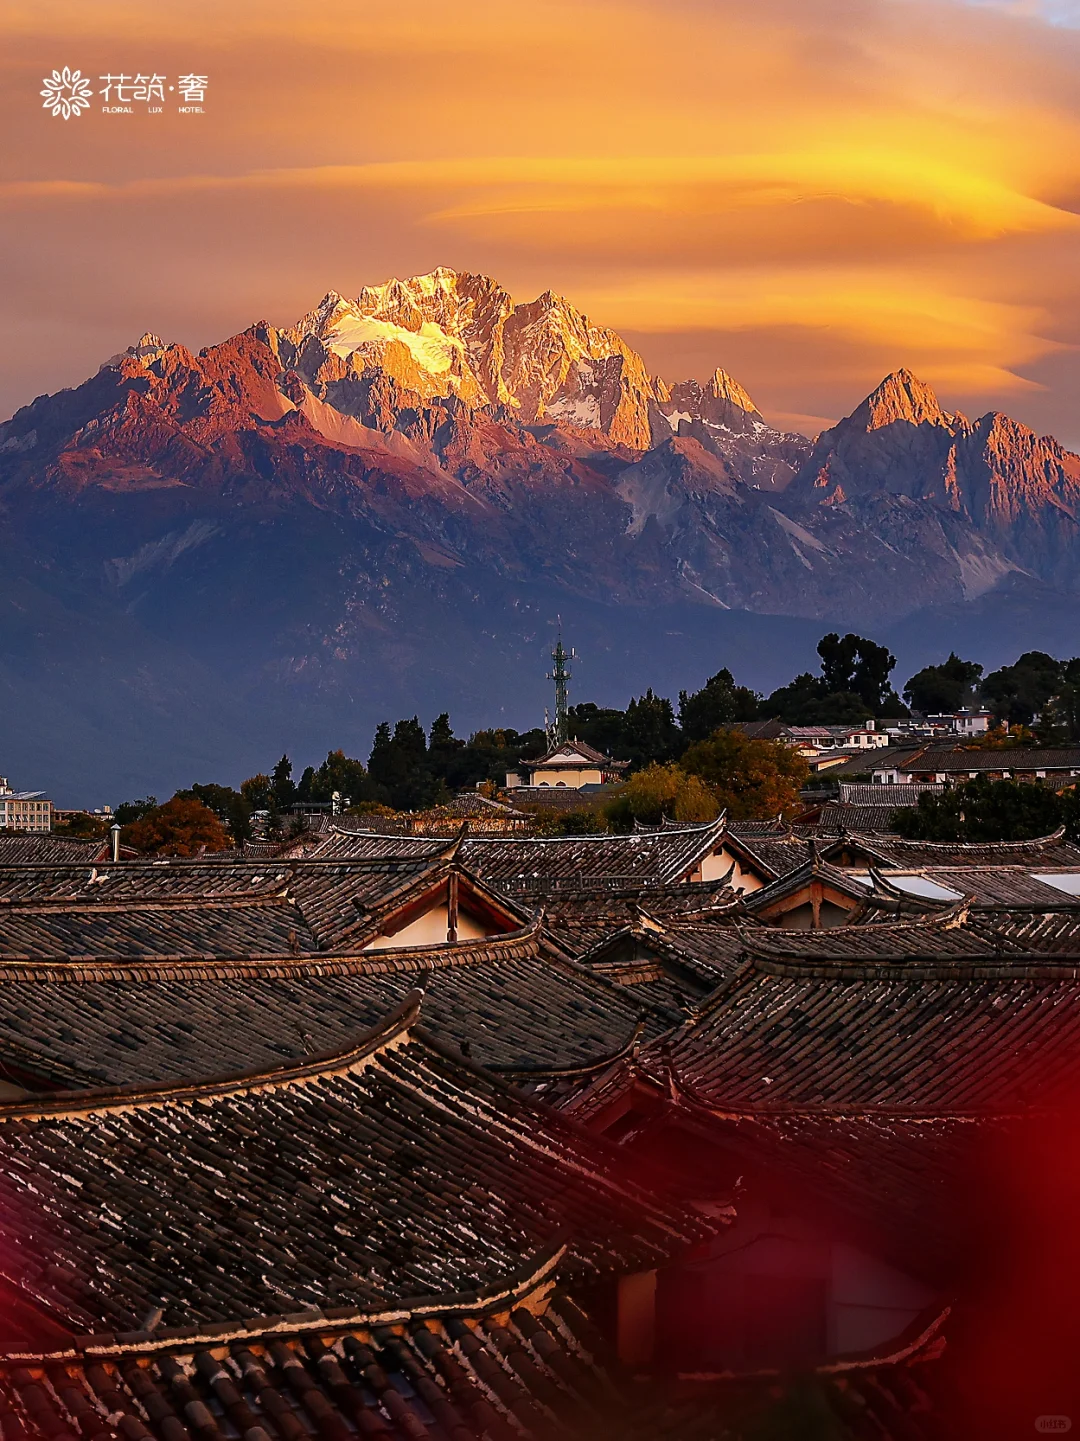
1, 266, 1078, 798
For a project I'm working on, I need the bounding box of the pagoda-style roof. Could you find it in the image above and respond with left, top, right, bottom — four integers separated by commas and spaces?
605, 947, 1080, 1113
0, 916, 686, 1092
0, 995, 712, 1341
523, 739, 629, 772
0, 834, 108, 864
0, 1283, 948, 1441
0, 842, 527, 958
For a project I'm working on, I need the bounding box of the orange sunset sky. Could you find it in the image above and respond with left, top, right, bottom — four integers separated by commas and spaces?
3, 0, 1080, 443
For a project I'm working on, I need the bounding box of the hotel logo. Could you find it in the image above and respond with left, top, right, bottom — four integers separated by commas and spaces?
40, 69, 208, 117
39, 67, 93, 119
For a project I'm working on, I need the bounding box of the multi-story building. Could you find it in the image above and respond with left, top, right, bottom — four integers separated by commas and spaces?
0, 777, 53, 832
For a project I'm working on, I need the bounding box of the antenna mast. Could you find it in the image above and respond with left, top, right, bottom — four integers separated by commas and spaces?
547, 623, 575, 746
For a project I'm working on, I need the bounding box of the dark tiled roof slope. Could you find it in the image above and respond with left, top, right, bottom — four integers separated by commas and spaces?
0, 851, 529, 958
832, 829, 1080, 870
895, 746, 1080, 772
0, 998, 710, 1336
0, 930, 664, 1090
639, 958, 1080, 1110
0, 1290, 641, 1441
0, 1288, 947, 1441
539, 879, 739, 958
813, 804, 908, 832
0, 837, 105, 865
872, 865, 1080, 908
0, 901, 319, 960
317, 822, 729, 891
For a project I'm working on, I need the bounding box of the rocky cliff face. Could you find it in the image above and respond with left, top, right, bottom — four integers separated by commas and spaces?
652, 367, 809, 491
2, 268, 1079, 797
276, 268, 656, 448
3, 273, 1077, 618
788, 367, 1080, 589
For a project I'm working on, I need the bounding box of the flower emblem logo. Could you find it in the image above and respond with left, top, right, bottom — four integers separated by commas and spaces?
40, 67, 93, 120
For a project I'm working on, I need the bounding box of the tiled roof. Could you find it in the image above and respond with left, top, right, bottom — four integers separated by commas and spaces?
315, 823, 734, 893
739, 857, 875, 914
721, 828, 814, 880
837, 783, 946, 804
0, 848, 531, 958
0, 1283, 664, 1441
890, 746, 1080, 773
0, 836, 105, 864
527, 740, 625, 768
815, 747, 926, 779
813, 803, 907, 832
538, 878, 739, 957
0, 925, 673, 1090
830, 828, 1080, 871
0, 996, 711, 1337
866, 864, 1080, 908
640, 1101, 994, 1278
0, 1286, 947, 1441
440, 821, 727, 892
635, 956, 1080, 1110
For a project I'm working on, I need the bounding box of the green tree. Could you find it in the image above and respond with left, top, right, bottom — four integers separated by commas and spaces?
427, 713, 465, 786
892, 776, 1063, 842
817, 632, 902, 714
53, 811, 111, 840
303, 750, 374, 805
605, 762, 720, 831
566, 703, 627, 759
527, 808, 612, 836
240, 774, 273, 810
764, 632, 904, 722
903, 652, 983, 715
764, 672, 872, 725
622, 689, 679, 767
113, 796, 158, 826
227, 794, 253, 845
1039, 658, 1080, 743
368, 717, 437, 809
271, 755, 296, 811
681, 730, 809, 820
981, 652, 1063, 727
678, 668, 760, 745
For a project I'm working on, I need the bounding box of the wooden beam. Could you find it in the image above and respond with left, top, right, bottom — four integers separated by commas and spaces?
447, 872, 459, 944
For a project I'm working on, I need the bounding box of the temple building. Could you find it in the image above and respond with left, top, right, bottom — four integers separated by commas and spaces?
506, 738, 629, 790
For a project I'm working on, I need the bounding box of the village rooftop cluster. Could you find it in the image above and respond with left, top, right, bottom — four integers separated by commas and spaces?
1, 635, 1079, 1433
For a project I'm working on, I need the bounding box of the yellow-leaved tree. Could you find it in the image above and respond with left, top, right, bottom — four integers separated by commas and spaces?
680, 730, 808, 820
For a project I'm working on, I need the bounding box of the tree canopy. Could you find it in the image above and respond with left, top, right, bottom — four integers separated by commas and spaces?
764, 633, 903, 724
678, 668, 760, 744
981, 652, 1067, 728
605, 762, 720, 831
903, 652, 983, 715
680, 730, 809, 820
892, 777, 1075, 843
121, 796, 231, 856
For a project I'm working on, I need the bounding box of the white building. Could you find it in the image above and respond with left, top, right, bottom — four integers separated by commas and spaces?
0, 777, 53, 832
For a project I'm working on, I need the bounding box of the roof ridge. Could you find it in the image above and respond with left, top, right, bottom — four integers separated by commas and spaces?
748, 954, 1080, 981
0, 1243, 569, 1363
491, 1019, 646, 1078
857, 825, 1069, 852
0, 916, 545, 980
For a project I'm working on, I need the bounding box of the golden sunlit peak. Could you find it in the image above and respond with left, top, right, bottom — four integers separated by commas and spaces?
853, 369, 955, 431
